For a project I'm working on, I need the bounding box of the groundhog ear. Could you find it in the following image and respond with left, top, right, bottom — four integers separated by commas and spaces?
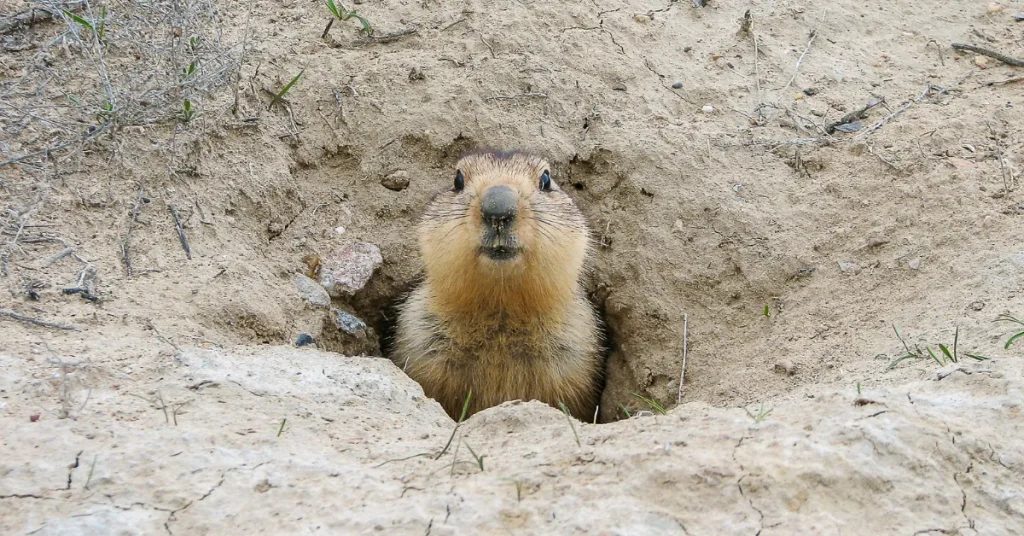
454, 169, 465, 191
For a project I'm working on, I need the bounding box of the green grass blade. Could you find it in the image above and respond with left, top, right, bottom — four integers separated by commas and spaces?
619, 405, 631, 418
926, 347, 943, 366
1005, 331, 1024, 350
325, 0, 340, 18
631, 393, 666, 415
996, 313, 1024, 326
558, 401, 581, 447
938, 344, 954, 364
63, 10, 94, 33
952, 325, 959, 362
964, 353, 990, 361
269, 70, 303, 109
885, 354, 916, 370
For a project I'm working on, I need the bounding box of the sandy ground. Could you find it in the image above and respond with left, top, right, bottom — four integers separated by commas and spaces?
2, 0, 1023, 532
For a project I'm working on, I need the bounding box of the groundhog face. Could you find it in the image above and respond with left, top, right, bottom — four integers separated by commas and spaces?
419, 151, 590, 286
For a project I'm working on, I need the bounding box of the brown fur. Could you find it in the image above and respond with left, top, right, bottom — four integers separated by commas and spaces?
391, 151, 603, 420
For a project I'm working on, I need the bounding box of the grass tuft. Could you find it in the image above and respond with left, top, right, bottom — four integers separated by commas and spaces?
269, 70, 304, 110
324, 0, 373, 36
887, 324, 989, 370
997, 313, 1024, 349
631, 392, 667, 415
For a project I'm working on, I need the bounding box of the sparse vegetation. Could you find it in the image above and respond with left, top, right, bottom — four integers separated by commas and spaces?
744, 402, 773, 423
323, 0, 373, 36
269, 70, 304, 110
997, 314, 1024, 349
886, 325, 989, 370
435, 390, 471, 460
631, 392, 667, 415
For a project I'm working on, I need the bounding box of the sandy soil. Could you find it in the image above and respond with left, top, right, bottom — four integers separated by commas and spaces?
2, 0, 1023, 532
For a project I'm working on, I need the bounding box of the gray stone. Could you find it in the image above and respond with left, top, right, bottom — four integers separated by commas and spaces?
319, 242, 383, 297
294, 273, 331, 307
332, 308, 368, 336
837, 261, 860, 274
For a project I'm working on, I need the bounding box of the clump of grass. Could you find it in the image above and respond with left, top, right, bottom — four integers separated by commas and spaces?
323, 0, 373, 36
997, 313, 1024, 349
887, 325, 989, 370
269, 70, 303, 110
180, 99, 195, 122
744, 402, 773, 423
64, 8, 107, 41
631, 392, 667, 415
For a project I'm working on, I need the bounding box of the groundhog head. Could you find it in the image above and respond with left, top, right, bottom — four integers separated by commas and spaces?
418, 151, 590, 303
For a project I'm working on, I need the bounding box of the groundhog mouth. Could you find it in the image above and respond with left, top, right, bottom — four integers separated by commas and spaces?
479, 230, 520, 262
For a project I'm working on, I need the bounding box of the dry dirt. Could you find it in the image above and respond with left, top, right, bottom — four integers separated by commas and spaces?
2, 0, 1023, 533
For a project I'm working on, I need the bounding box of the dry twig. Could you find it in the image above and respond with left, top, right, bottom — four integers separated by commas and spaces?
0, 309, 78, 330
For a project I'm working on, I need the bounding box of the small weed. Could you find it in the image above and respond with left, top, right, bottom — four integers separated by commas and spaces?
631, 392, 667, 415
763, 304, 771, 319
374, 452, 430, 468
276, 417, 286, 437
618, 404, 631, 418
269, 70, 303, 110
464, 443, 485, 471
744, 402, 773, 423
181, 99, 195, 122
887, 325, 989, 370
435, 390, 471, 460
64, 10, 96, 36
856, 381, 862, 396
84, 455, 98, 490
189, 36, 202, 52
97, 100, 114, 122
997, 313, 1024, 349
324, 0, 373, 36
558, 401, 581, 447
180, 61, 197, 81
514, 480, 523, 502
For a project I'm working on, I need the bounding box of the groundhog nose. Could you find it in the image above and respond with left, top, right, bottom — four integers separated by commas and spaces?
480, 185, 518, 224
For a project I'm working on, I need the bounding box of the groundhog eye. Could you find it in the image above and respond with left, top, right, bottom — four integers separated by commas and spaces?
454, 169, 465, 191
539, 170, 552, 192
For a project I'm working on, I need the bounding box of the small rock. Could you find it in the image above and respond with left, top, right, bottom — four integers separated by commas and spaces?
968, 301, 985, 311
408, 67, 425, 81
701, 104, 714, 114
1015, 13, 1024, 22
672, 219, 684, 233
671, 81, 683, 89
381, 171, 410, 191
29, 414, 40, 422
294, 274, 331, 307
802, 87, 819, 96
907, 257, 922, 270
295, 333, 316, 347
774, 361, 796, 376
974, 55, 989, 68
612, 82, 627, 91
987, 2, 1003, 13
319, 242, 383, 297
332, 309, 368, 336
837, 261, 860, 274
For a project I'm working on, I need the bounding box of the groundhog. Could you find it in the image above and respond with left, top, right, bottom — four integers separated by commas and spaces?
390, 151, 603, 421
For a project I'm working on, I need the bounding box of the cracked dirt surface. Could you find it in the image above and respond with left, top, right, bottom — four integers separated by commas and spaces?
2, 346, 1022, 534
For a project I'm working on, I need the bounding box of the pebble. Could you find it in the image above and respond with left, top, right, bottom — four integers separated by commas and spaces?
672, 82, 683, 89
295, 333, 316, 347
969, 301, 985, 311
381, 170, 410, 191
332, 309, 368, 336
774, 360, 797, 376
1016, 13, 1024, 22
319, 242, 383, 297
837, 261, 859, 274
701, 104, 714, 114
974, 55, 989, 68
907, 257, 922, 270
987, 2, 1003, 13
293, 273, 331, 307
